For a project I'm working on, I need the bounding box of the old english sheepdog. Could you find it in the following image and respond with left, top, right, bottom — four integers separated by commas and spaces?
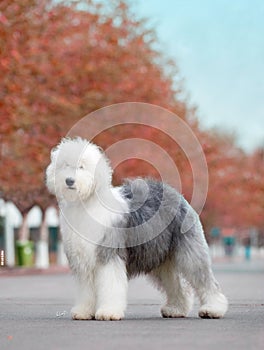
46, 137, 228, 321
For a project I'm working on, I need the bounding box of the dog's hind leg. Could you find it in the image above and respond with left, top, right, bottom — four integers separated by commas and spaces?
182, 262, 228, 319
177, 222, 228, 318
94, 257, 128, 321
149, 261, 194, 318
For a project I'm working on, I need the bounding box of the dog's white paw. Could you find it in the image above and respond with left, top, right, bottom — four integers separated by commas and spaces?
161, 305, 188, 318
95, 308, 124, 321
199, 293, 228, 319
71, 305, 95, 320
199, 305, 224, 319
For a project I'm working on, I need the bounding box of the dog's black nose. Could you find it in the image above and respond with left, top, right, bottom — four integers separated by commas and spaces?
65, 177, 75, 187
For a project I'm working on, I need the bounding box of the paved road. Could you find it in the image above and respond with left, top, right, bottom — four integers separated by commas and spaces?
1, 260, 264, 350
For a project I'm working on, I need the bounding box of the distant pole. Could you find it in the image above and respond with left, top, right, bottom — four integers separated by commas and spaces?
245, 245, 251, 261
0, 249, 4, 266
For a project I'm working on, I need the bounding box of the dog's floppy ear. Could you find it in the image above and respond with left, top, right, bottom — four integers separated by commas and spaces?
46, 146, 59, 195
50, 145, 59, 161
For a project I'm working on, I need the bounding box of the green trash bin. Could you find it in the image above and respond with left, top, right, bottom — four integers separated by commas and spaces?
16, 241, 34, 267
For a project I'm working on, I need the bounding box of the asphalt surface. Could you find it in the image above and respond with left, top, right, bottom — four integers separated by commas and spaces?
1, 260, 264, 350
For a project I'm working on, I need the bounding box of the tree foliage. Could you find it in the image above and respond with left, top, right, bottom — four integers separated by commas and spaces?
0, 0, 263, 238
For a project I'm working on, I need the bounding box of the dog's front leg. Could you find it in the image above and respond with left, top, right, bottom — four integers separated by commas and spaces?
95, 257, 128, 321
71, 276, 96, 320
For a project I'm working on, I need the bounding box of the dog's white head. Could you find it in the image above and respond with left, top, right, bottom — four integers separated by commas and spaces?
46, 137, 113, 202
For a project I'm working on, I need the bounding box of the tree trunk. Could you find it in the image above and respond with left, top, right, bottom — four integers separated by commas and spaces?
18, 212, 30, 241
4, 203, 15, 267
56, 219, 68, 267
35, 209, 49, 269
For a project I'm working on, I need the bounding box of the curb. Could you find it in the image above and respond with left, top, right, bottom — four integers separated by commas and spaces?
0, 266, 70, 277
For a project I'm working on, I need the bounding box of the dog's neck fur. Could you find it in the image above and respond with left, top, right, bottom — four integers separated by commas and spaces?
59, 184, 129, 246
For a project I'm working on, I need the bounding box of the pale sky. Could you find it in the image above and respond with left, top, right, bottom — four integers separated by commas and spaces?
135, 0, 264, 152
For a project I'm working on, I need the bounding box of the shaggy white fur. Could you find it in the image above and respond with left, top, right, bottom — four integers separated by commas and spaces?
46, 138, 129, 320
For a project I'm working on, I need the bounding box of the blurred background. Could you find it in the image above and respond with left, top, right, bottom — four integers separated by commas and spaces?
0, 0, 263, 269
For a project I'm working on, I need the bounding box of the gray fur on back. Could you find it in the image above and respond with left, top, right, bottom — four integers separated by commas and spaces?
97, 178, 200, 278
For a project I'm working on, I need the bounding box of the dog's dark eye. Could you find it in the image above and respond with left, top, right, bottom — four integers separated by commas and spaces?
79, 165, 84, 169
